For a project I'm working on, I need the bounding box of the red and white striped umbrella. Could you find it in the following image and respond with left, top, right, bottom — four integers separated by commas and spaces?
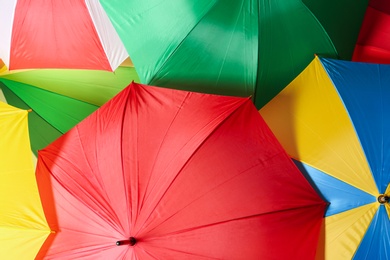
0, 0, 128, 71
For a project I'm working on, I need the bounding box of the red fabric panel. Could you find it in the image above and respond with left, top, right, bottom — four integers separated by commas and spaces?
353, 1, 390, 63
10, 0, 111, 70
36, 82, 326, 259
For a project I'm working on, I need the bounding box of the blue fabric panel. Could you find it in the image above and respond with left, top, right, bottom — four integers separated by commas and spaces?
293, 160, 376, 217
320, 58, 390, 194
353, 206, 390, 260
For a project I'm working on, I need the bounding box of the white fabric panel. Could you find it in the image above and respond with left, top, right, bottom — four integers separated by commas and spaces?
0, 0, 18, 68
86, 0, 128, 71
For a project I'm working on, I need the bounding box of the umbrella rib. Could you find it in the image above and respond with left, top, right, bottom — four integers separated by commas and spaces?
40, 128, 125, 234
147, 1, 218, 84
136, 98, 250, 235
74, 125, 123, 227
288, 110, 377, 195
328, 202, 378, 244
137, 92, 192, 215
142, 245, 219, 260
143, 154, 271, 234
145, 203, 324, 239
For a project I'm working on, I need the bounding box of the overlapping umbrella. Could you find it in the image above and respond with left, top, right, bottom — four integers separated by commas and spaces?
353, 0, 390, 63
0, 0, 128, 71
35, 82, 326, 259
0, 101, 51, 259
260, 56, 390, 259
100, 0, 368, 108
0, 59, 140, 154
303, 0, 369, 60
0, 2, 378, 259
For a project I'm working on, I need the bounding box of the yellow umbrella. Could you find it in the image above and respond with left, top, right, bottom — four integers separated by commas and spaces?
0, 101, 51, 259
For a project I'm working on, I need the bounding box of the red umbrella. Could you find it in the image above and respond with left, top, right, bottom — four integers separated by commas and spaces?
0, 0, 128, 71
352, 0, 390, 63
36, 82, 326, 259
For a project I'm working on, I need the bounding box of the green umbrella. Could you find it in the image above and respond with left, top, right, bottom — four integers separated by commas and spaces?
101, 0, 369, 108
302, 0, 369, 60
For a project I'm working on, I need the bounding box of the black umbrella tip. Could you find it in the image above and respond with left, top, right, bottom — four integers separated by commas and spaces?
116, 237, 137, 246
378, 194, 389, 204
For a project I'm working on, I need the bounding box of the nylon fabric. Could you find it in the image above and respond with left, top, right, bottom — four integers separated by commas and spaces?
0, 64, 139, 153
260, 56, 390, 259
353, 206, 390, 260
0, 66, 140, 106
36, 82, 326, 259
85, 0, 128, 71
259, 56, 377, 195
0, 102, 51, 259
100, 0, 338, 108
0, 78, 98, 134
353, 0, 390, 63
302, 0, 369, 60
322, 58, 390, 193
0, 83, 62, 154
0, 0, 127, 71
317, 203, 378, 260
294, 161, 376, 217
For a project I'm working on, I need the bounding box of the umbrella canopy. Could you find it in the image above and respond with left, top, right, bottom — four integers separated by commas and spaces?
260, 56, 390, 259
100, 0, 368, 108
0, 0, 128, 71
35, 82, 326, 259
0, 102, 51, 259
302, 0, 369, 60
0, 62, 140, 155
352, 0, 390, 63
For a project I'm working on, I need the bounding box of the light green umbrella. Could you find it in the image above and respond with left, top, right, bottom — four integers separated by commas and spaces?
0, 61, 140, 154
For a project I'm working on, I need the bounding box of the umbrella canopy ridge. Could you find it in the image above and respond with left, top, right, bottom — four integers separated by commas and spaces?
260, 56, 390, 259
0, 0, 128, 71
0, 102, 51, 259
36, 82, 326, 259
100, 0, 368, 108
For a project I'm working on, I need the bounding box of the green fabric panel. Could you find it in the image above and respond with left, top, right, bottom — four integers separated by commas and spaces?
0, 79, 98, 134
101, 0, 218, 84
0, 82, 62, 155
1, 66, 140, 106
255, 0, 338, 108
148, 0, 257, 98
302, 0, 369, 60
101, 0, 338, 109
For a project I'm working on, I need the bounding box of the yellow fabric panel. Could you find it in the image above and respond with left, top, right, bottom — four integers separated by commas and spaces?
259, 56, 377, 195
0, 59, 6, 73
120, 56, 134, 67
0, 227, 50, 260
0, 102, 32, 172
0, 102, 50, 257
317, 203, 378, 260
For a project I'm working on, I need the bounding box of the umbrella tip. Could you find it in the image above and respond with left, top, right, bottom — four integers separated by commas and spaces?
378, 194, 389, 204
116, 237, 137, 246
